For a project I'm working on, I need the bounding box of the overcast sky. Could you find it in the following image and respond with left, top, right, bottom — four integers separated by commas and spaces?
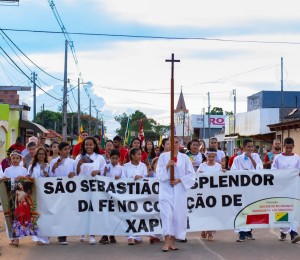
1, 0, 300, 137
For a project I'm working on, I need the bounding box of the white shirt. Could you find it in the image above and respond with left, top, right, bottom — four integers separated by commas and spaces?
121, 162, 148, 178
75, 153, 106, 176
3, 165, 28, 178
231, 153, 263, 170
49, 157, 76, 177
0, 166, 4, 178
271, 153, 300, 169
28, 163, 49, 178
105, 163, 123, 178
197, 162, 222, 172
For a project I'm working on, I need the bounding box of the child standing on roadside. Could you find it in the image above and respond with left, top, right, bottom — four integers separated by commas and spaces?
197, 147, 223, 241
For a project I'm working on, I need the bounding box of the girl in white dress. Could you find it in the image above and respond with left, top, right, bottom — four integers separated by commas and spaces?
3, 150, 28, 247
28, 147, 50, 245
197, 147, 223, 241
75, 137, 106, 245
122, 147, 148, 245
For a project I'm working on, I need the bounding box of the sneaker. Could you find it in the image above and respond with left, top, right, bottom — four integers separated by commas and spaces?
290, 231, 299, 243
109, 236, 117, 243
236, 232, 245, 242
99, 236, 109, 244
79, 235, 86, 242
89, 235, 96, 245
246, 231, 255, 240
58, 237, 68, 245
279, 232, 287, 241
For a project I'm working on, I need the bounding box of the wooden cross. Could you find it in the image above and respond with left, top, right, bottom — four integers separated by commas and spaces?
165, 53, 180, 183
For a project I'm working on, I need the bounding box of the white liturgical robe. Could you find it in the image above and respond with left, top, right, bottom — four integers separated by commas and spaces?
156, 152, 195, 240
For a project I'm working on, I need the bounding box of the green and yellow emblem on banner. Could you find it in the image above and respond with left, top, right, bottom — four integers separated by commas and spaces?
275, 212, 288, 222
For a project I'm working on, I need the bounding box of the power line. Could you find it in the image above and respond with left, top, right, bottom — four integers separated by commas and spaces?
2, 28, 300, 45
0, 29, 64, 81
0, 46, 62, 101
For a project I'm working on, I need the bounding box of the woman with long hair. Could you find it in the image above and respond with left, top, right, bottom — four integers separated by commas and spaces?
28, 147, 49, 245
123, 138, 150, 170
28, 147, 49, 178
75, 136, 106, 245
48, 141, 60, 163
159, 137, 171, 154
145, 139, 156, 164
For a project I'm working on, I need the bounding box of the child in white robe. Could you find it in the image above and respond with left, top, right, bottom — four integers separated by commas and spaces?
231, 138, 263, 242
49, 142, 76, 245
122, 147, 148, 245
75, 137, 106, 245
197, 147, 223, 241
99, 149, 123, 245
271, 137, 300, 243
156, 136, 195, 252
28, 147, 50, 245
2, 150, 27, 247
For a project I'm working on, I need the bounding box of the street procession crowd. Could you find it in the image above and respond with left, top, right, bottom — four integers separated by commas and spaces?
1, 131, 300, 252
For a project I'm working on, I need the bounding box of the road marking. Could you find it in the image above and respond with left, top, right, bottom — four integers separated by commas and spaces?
192, 237, 226, 260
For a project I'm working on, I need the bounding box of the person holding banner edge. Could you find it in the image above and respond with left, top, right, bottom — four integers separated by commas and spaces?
156, 136, 195, 252
271, 137, 300, 243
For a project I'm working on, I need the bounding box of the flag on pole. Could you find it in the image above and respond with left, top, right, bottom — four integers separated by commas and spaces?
125, 119, 131, 145
78, 125, 83, 143
159, 134, 162, 146
138, 119, 145, 147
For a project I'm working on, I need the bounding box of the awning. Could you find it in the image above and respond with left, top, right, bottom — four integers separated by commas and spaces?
224, 135, 239, 140
19, 120, 49, 134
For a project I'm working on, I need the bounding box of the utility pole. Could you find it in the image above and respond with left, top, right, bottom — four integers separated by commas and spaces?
89, 98, 91, 135
182, 112, 185, 146
62, 40, 68, 141
208, 92, 211, 138
280, 57, 284, 122
233, 89, 236, 134
202, 108, 205, 139
32, 72, 37, 122
71, 115, 74, 138
77, 77, 81, 135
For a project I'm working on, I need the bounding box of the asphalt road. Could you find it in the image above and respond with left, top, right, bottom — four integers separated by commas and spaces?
1, 215, 300, 260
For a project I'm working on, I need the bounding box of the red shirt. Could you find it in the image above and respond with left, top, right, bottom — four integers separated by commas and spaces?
123, 150, 148, 164
228, 154, 238, 168
119, 146, 128, 164
72, 142, 82, 158
9, 143, 26, 152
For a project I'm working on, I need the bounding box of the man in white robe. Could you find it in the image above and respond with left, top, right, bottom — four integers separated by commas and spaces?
156, 137, 195, 251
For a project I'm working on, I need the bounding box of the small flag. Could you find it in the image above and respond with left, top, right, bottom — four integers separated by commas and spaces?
159, 134, 162, 146
275, 212, 288, 222
246, 214, 269, 224
78, 125, 83, 143
138, 119, 145, 147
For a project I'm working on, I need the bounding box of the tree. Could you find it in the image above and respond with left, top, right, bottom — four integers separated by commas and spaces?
36, 110, 101, 136
115, 110, 169, 141
207, 107, 224, 115
225, 111, 234, 115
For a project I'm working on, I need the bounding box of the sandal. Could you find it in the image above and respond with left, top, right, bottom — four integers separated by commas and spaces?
37, 241, 45, 246
128, 238, 135, 245
207, 234, 214, 241
201, 231, 207, 239
9, 239, 19, 247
